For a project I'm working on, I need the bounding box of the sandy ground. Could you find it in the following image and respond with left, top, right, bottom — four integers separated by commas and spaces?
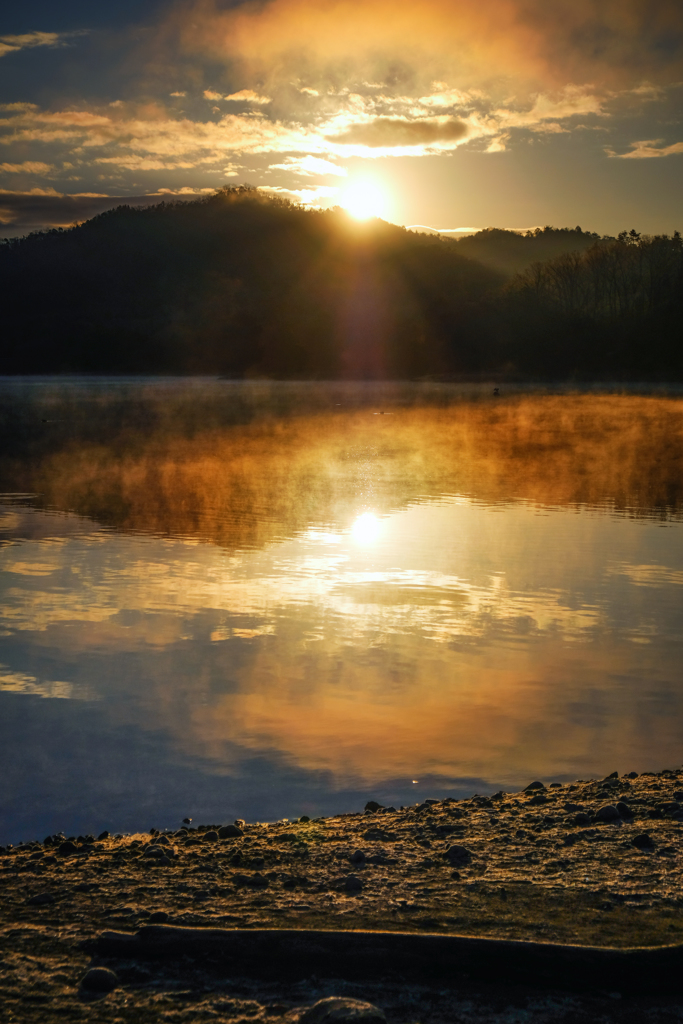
2, 768, 683, 1022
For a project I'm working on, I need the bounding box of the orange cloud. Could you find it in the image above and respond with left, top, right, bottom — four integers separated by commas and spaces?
172, 0, 683, 95
608, 138, 683, 158
326, 116, 468, 148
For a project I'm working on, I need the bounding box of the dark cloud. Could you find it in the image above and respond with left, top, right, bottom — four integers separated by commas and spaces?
327, 117, 469, 148
0, 190, 200, 238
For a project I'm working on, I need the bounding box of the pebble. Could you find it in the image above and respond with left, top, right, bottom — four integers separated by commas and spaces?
145, 846, 166, 858
632, 833, 655, 850
148, 910, 169, 922
301, 997, 386, 1024
218, 824, 244, 838
595, 804, 620, 822
58, 841, 79, 855
80, 967, 119, 993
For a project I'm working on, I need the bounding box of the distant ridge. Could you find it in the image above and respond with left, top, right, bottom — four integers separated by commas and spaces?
407, 225, 542, 236
406, 225, 481, 234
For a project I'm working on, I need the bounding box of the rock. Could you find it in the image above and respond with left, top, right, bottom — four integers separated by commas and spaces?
343, 874, 364, 891
524, 781, 546, 791
282, 875, 312, 889
218, 824, 244, 839
595, 804, 621, 822
26, 892, 55, 905
364, 801, 384, 812
350, 850, 366, 864
300, 997, 386, 1024
574, 812, 592, 826
148, 911, 169, 922
444, 844, 472, 866
57, 841, 79, 855
235, 819, 246, 828
80, 967, 119, 993
299, 816, 310, 823
203, 830, 219, 842
182, 817, 192, 824
564, 802, 584, 812
626, 772, 638, 779
154, 834, 172, 845
527, 794, 548, 806
145, 846, 166, 858
632, 833, 655, 850
97, 831, 109, 841
616, 802, 634, 817
604, 771, 619, 779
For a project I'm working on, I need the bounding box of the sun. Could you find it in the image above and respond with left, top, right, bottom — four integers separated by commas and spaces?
351, 512, 381, 544
341, 181, 386, 220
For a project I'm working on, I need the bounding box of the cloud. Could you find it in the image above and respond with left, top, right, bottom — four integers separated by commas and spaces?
0, 161, 54, 174
607, 138, 683, 158
259, 183, 340, 205
172, 0, 683, 97
0, 31, 79, 59
224, 89, 272, 104
327, 116, 469, 148
0, 103, 325, 171
268, 155, 347, 176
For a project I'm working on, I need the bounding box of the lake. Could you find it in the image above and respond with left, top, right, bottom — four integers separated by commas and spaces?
1, 379, 682, 844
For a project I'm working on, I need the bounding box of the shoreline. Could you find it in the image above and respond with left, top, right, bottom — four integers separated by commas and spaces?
2, 767, 682, 1022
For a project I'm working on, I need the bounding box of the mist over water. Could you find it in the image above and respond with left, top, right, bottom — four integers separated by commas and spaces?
1, 379, 682, 844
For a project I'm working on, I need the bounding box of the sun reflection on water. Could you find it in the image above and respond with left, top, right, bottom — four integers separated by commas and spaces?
351, 512, 381, 544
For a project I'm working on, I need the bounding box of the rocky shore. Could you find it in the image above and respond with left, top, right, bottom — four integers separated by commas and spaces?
2, 768, 683, 1023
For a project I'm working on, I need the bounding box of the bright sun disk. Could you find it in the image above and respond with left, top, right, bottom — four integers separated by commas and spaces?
341, 182, 386, 220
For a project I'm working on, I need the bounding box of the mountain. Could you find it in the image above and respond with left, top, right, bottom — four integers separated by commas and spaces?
0, 187, 501, 377
1, 187, 681, 379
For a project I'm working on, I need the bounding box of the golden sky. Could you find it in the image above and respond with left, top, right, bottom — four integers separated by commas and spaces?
0, 0, 682, 234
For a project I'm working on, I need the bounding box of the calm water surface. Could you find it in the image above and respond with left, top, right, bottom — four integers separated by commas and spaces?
1, 380, 682, 842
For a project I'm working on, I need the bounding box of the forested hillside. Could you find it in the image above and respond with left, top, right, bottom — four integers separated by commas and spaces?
1, 187, 681, 378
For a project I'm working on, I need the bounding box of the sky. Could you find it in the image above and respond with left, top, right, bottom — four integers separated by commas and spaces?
1, 0, 682, 237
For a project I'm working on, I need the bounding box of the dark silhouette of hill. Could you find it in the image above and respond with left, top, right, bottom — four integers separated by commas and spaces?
0, 187, 501, 378
452, 226, 602, 276
1, 187, 681, 379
